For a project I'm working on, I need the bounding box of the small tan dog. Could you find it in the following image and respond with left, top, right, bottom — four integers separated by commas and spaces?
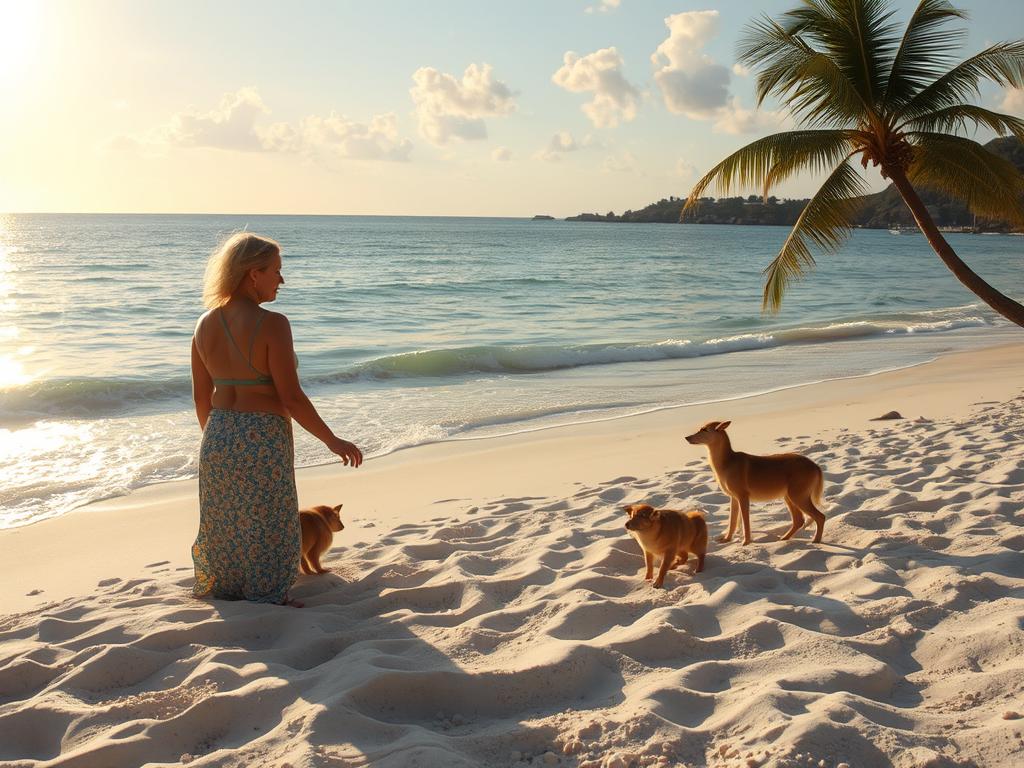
624, 503, 707, 588
299, 504, 344, 575
685, 420, 826, 545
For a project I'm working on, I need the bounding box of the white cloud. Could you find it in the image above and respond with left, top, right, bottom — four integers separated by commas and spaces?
287, 113, 413, 161
492, 146, 513, 162
410, 63, 517, 145
652, 11, 731, 119
550, 131, 578, 152
585, 0, 621, 14
676, 158, 696, 178
602, 151, 640, 174
1001, 87, 1024, 116
552, 47, 640, 128
713, 97, 792, 135
102, 134, 146, 153
108, 87, 413, 162
651, 11, 789, 136
536, 130, 578, 162
167, 87, 270, 150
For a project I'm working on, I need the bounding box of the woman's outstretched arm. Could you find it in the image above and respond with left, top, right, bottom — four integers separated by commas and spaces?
266, 313, 362, 467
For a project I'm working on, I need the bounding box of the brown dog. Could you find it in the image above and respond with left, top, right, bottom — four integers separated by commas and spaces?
685, 420, 826, 545
299, 504, 344, 574
624, 503, 707, 588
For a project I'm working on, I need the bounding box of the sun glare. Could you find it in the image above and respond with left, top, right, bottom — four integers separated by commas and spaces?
0, 2, 42, 93
0, 421, 92, 464
0, 219, 31, 388
0, 224, 14, 304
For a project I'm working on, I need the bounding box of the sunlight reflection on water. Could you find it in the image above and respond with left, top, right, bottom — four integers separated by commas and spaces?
0, 221, 34, 388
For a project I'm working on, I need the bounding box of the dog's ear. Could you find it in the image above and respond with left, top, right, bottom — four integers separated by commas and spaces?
717, 420, 731, 431
651, 509, 661, 518
333, 503, 343, 512
623, 504, 635, 516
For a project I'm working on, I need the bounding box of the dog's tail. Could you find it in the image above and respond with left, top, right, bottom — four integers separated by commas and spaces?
801, 468, 826, 529
812, 468, 826, 513
689, 511, 709, 553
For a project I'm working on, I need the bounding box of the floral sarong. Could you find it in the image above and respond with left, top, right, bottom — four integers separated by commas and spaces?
192, 409, 300, 604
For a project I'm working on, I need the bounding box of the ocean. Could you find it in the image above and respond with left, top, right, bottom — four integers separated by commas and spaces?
0, 213, 1020, 528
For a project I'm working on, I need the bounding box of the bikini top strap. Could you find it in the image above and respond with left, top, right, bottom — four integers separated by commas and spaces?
218, 308, 247, 362
219, 308, 267, 374
246, 310, 267, 369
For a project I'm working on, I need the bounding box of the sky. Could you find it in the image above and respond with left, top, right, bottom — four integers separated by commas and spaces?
1, 0, 1022, 217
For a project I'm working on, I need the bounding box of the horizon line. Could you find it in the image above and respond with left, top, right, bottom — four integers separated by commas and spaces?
1, 211, 568, 219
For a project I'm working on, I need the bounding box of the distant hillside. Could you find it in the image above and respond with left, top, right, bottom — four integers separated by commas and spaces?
852, 136, 1024, 230
566, 136, 1024, 231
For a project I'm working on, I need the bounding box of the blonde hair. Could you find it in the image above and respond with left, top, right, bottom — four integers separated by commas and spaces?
202, 232, 281, 308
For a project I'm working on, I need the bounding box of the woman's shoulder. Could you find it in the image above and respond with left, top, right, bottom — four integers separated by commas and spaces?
261, 308, 290, 324
194, 308, 218, 335
261, 309, 293, 336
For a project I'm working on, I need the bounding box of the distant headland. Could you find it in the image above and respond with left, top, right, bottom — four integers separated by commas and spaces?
566, 137, 1024, 232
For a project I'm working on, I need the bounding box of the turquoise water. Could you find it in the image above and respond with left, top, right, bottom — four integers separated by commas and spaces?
0, 213, 1020, 527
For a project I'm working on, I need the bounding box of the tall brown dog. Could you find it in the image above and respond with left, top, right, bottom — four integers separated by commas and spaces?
685, 420, 825, 545
299, 504, 344, 574
624, 503, 707, 588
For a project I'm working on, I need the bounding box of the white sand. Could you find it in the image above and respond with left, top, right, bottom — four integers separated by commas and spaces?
1, 343, 1022, 767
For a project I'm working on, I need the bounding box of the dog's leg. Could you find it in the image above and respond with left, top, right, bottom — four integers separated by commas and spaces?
653, 549, 675, 588
797, 496, 826, 543
781, 497, 803, 540
644, 551, 654, 580
719, 497, 739, 543
671, 550, 688, 570
739, 495, 752, 545
310, 546, 326, 574
695, 552, 705, 573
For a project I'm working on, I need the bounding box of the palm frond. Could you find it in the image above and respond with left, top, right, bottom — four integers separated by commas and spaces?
906, 132, 1024, 225
901, 41, 1024, 119
883, 0, 968, 110
684, 131, 856, 209
901, 105, 1024, 142
738, 16, 867, 126
777, 0, 901, 107
762, 131, 862, 196
762, 157, 867, 312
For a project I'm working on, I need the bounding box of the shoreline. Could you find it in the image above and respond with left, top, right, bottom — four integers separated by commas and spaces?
2, 340, 1022, 766
1, 340, 1020, 617
2, 323, 1003, 532
317, 349, 946, 458
0, 341, 977, 535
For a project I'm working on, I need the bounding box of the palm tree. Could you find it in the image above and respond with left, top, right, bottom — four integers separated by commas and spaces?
685, 0, 1024, 327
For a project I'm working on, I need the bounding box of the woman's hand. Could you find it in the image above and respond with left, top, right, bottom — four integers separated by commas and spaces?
328, 437, 363, 467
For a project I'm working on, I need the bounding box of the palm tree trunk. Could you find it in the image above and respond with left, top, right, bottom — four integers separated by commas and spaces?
888, 169, 1024, 328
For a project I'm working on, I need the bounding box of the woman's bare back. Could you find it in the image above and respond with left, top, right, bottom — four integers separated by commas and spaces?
194, 304, 289, 417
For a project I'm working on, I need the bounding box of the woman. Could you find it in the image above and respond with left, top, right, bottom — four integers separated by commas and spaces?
190, 233, 362, 607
